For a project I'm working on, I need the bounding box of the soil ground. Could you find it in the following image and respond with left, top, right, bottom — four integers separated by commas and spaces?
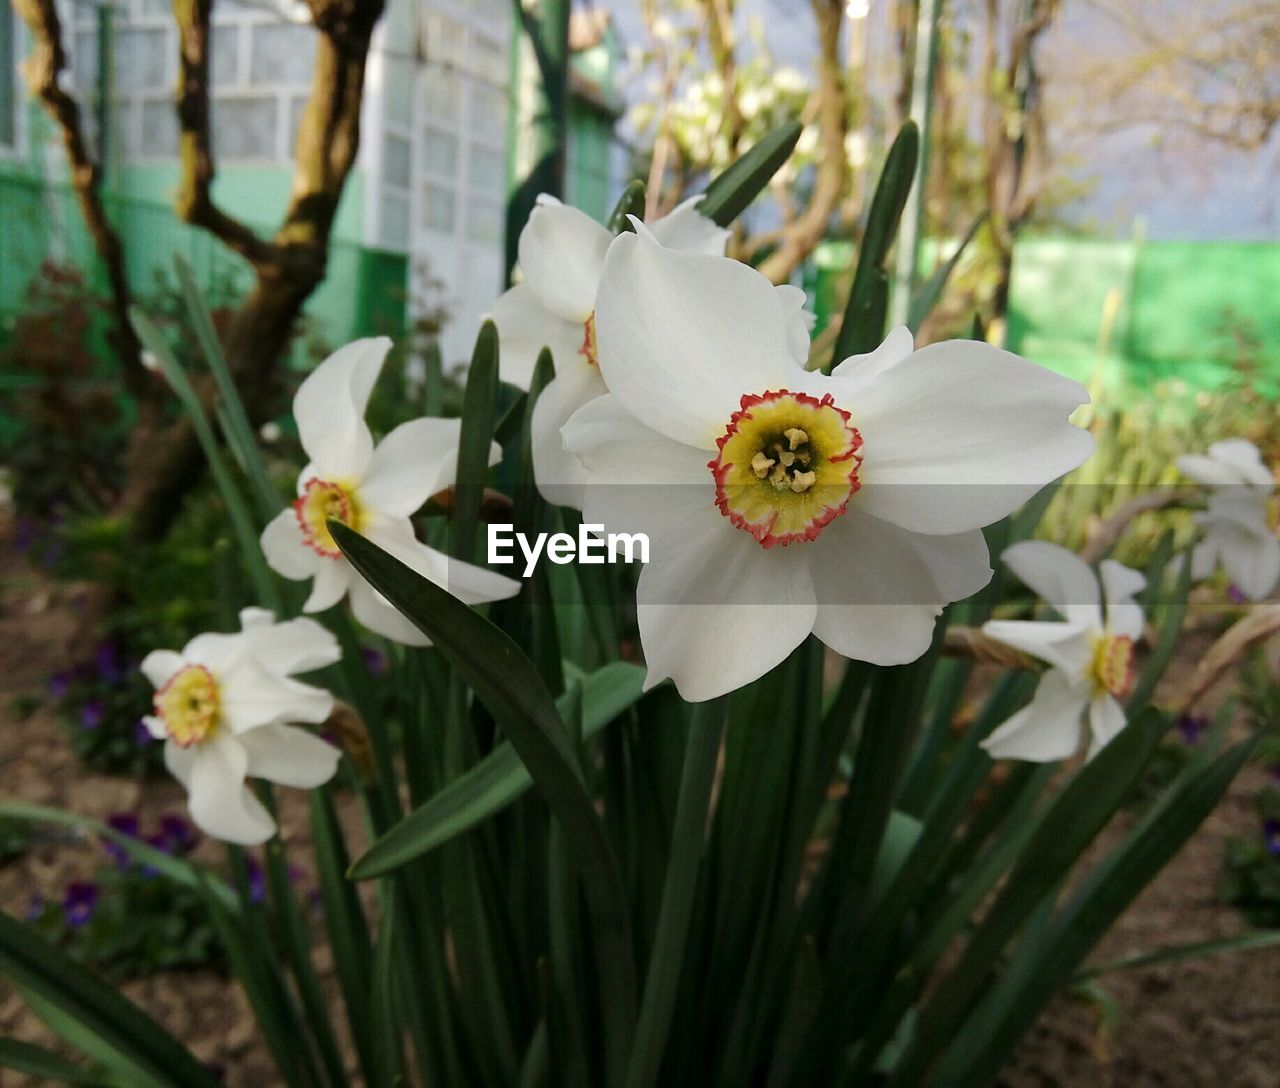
1, 524, 1277, 1087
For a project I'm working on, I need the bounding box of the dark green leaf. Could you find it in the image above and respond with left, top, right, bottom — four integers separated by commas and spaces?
906, 213, 986, 332
700, 122, 803, 226
609, 180, 647, 233
0, 1037, 102, 1085
453, 320, 501, 562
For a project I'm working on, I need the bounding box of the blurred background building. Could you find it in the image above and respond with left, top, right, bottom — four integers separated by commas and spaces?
0, 0, 625, 363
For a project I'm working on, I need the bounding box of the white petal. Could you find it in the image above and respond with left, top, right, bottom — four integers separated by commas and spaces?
594, 230, 801, 448
366, 518, 521, 604
774, 284, 814, 367
140, 650, 185, 691
981, 671, 1086, 763
647, 195, 731, 255
1086, 694, 1127, 761
1207, 438, 1274, 489
303, 560, 353, 613
807, 511, 992, 665
294, 338, 389, 480
241, 614, 341, 676
347, 574, 430, 646
1176, 454, 1246, 488
829, 325, 915, 391
1202, 489, 1274, 540
982, 619, 1093, 678
489, 283, 586, 389
261, 508, 320, 580
238, 608, 275, 629
182, 630, 245, 672
239, 723, 341, 789
359, 417, 498, 517
1100, 559, 1146, 639
636, 527, 817, 702
850, 341, 1094, 534
562, 393, 715, 544
531, 359, 607, 509
518, 195, 610, 322
219, 655, 334, 733
1218, 526, 1280, 601
183, 735, 277, 845
1001, 541, 1103, 630
143, 716, 167, 740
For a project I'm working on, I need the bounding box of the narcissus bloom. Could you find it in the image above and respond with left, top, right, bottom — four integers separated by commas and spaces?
489, 194, 732, 507
140, 609, 342, 845
562, 231, 1095, 700
260, 338, 520, 644
1177, 438, 1278, 601
981, 542, 1145, 763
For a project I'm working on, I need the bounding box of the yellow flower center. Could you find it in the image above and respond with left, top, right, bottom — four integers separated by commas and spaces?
579, 311, 600, 368
155, 664, 221, 747
710, 389, 863, 547
295, 477, 363, 558
1090, 633, 1135, 699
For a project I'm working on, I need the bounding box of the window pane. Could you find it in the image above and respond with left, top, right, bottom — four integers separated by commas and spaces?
250, 24, 316, 87
0, 2, 13, 148
422, 183, 456, 232
467, 198, 502, 244
469, 33, 507, 85
211, 25, 239, 87
380, 194, 410, 249
423, 128, 457, 179
471, 83, 506, 142
384, 56, 413, 126
115, 29, 169, 92
423, 14, 464, 66
423, 66, 459, 122
383, 133, 411, 190
468, 144, 505, 194
140, 98, 178, 156
73, 31, 98, 95
212, 95, 279, 160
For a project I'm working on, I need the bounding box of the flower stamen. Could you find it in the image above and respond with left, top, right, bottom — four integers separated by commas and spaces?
579, 311, 600, 368
295, 477, 361, 558
155, 665, 221, 747
1090, 633, 1135, 699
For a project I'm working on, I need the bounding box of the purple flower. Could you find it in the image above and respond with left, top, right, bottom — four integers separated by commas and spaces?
13, 516, 36, 555
362, 646, 388, 677
160, 813, 197, 854
103, 812, 140, 866
63, 882, 99, 927
94, 640, 125, 684
48, 671, 71, 699
1265, 819, 1280, 858
245, 856, 266, 905
1227, 583, 1248, 605
1176, 714, 1207, 746
1270, 763, 1280, 786
134, 719, 154, 746
140, 833, 171, 877
25, 893, 44, 921
79, 700, 105, 731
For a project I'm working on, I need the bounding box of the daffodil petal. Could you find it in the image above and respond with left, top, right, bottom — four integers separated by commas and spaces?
1099, 559, 1146, 639
774, 284, 815, 367
532, 359, 607, 509
303, 560, 352, 613
594, 230, 799, 448
219, 656, 334, 733
347, 574, 431, 646
240, 613, 341, 676
982, 619, 1093, 677
294, 337, 389, 480
981, 671, 1085, 763
829, 325, 914, 391
140, 649, 185, 690
647, 195, 730, 255
181, 734, 277, 845
1218, 524, 1280, 601
519, 195, 611, 322
261, 508, 320, 580
239, 724, 341, 789
489, 283, 586, 388
851, 340, 1093, 534
1086, 693, 1127, 761
359, 417, 498, 516
1000, 541, 1103, 630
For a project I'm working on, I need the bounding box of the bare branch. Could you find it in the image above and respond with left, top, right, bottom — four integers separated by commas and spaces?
12, 0, 146, 390
172, 0, 277, 267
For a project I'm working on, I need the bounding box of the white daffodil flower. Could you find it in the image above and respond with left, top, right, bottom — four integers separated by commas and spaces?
489, 194, 732, 507
560, 229, 1095, 701
140, 609, 342, 845
981, 542, 1146, 762
260, 338, 521, 645
1176, 438, 1279, 601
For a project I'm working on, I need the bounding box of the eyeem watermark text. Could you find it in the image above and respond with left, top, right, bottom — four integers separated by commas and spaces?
488, 523, 649, 577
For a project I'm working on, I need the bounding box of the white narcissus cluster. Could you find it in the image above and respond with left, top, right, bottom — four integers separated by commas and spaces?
488, 195, 732, 508
980, 543, 1146, 763
260, 338, 520, 645
140, 609, 342, 845
1177, 438, 1279, 601
559, 225, 1096, 701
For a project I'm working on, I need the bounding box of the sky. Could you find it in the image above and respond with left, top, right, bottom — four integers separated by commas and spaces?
598, 0, 1280, 242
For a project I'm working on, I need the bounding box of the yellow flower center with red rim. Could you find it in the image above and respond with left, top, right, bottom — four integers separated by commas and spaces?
155, 664, 221, 747
295, 477, 364, 558
578, 311, 600, 368
710, 389, 863, 548
1090, 633, 1135, 699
